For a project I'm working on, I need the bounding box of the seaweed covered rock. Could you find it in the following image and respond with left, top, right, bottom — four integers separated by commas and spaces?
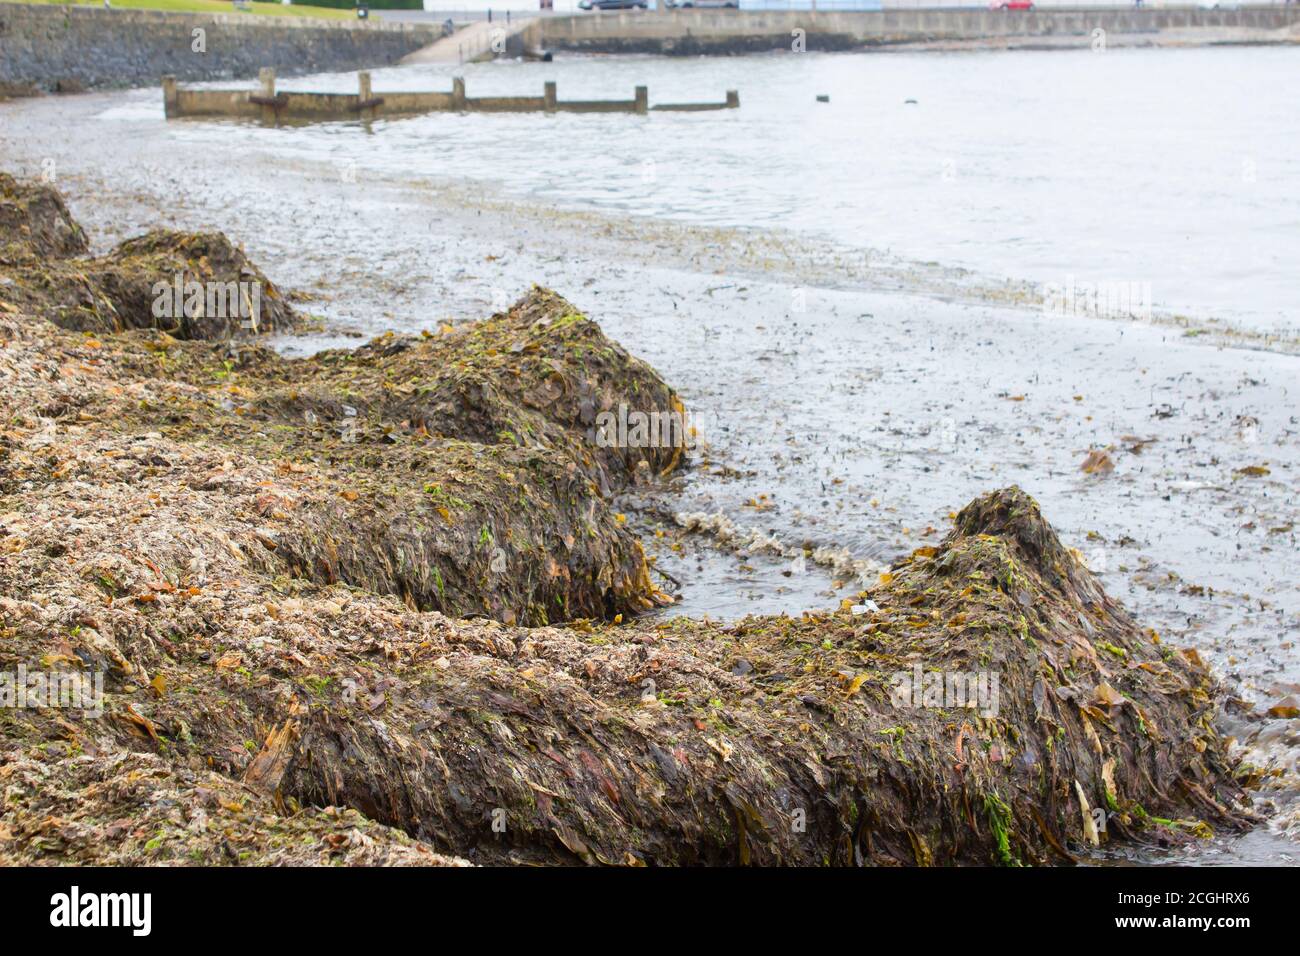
268, 488, 1254, 865
0, 307, 1255, 867
90, 229, 295, 339
0, 286, 677, 627
0, 228, 295, 339
0, 750, 470, 866
0, 174, 294, 338
249, 288, 685, 491
0, 172, 88, 261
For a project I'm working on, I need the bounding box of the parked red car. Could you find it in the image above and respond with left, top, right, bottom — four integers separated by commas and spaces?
989, 0, 1035, 8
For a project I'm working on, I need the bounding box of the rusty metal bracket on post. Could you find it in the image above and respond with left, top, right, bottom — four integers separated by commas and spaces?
351, 72, 383, 118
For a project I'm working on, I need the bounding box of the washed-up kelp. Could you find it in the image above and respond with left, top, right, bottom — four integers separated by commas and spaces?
0, 172, 88, 261
0, 174, 1255, 865
0, 197, 294, 338
0, 310, 1255, 866
2, 264, 677, 622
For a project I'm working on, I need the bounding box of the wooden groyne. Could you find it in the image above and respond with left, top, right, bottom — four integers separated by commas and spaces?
161, 69, 739, 124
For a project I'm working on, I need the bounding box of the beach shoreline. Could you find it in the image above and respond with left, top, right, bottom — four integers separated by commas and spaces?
2, 67, 1297, 861
0, 170, 1267, 867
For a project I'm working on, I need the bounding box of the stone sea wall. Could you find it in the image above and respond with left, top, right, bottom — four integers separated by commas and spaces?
0, 3, 440, 93
528, 7, 1300, 55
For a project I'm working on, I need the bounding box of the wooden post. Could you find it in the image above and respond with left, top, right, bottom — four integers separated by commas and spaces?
162, 75, 178, 119
544, 81, 556, 113
258, 67, 276, 124
634, 85, 648, 115
358, 71, 375, 120
452, 76, 466, 111
726, 90, 739, 109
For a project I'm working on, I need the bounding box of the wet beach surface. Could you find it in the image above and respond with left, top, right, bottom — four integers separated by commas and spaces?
1, 48, 1296, 863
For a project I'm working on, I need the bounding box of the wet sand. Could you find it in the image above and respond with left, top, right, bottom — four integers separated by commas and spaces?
0, 86, 1296, 863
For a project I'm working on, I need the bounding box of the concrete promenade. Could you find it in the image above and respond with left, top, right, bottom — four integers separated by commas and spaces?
517, 6, 1300, 54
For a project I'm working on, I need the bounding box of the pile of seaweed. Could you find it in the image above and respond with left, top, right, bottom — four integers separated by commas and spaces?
0, 174, 1257, 866
0, 173, 293, 338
